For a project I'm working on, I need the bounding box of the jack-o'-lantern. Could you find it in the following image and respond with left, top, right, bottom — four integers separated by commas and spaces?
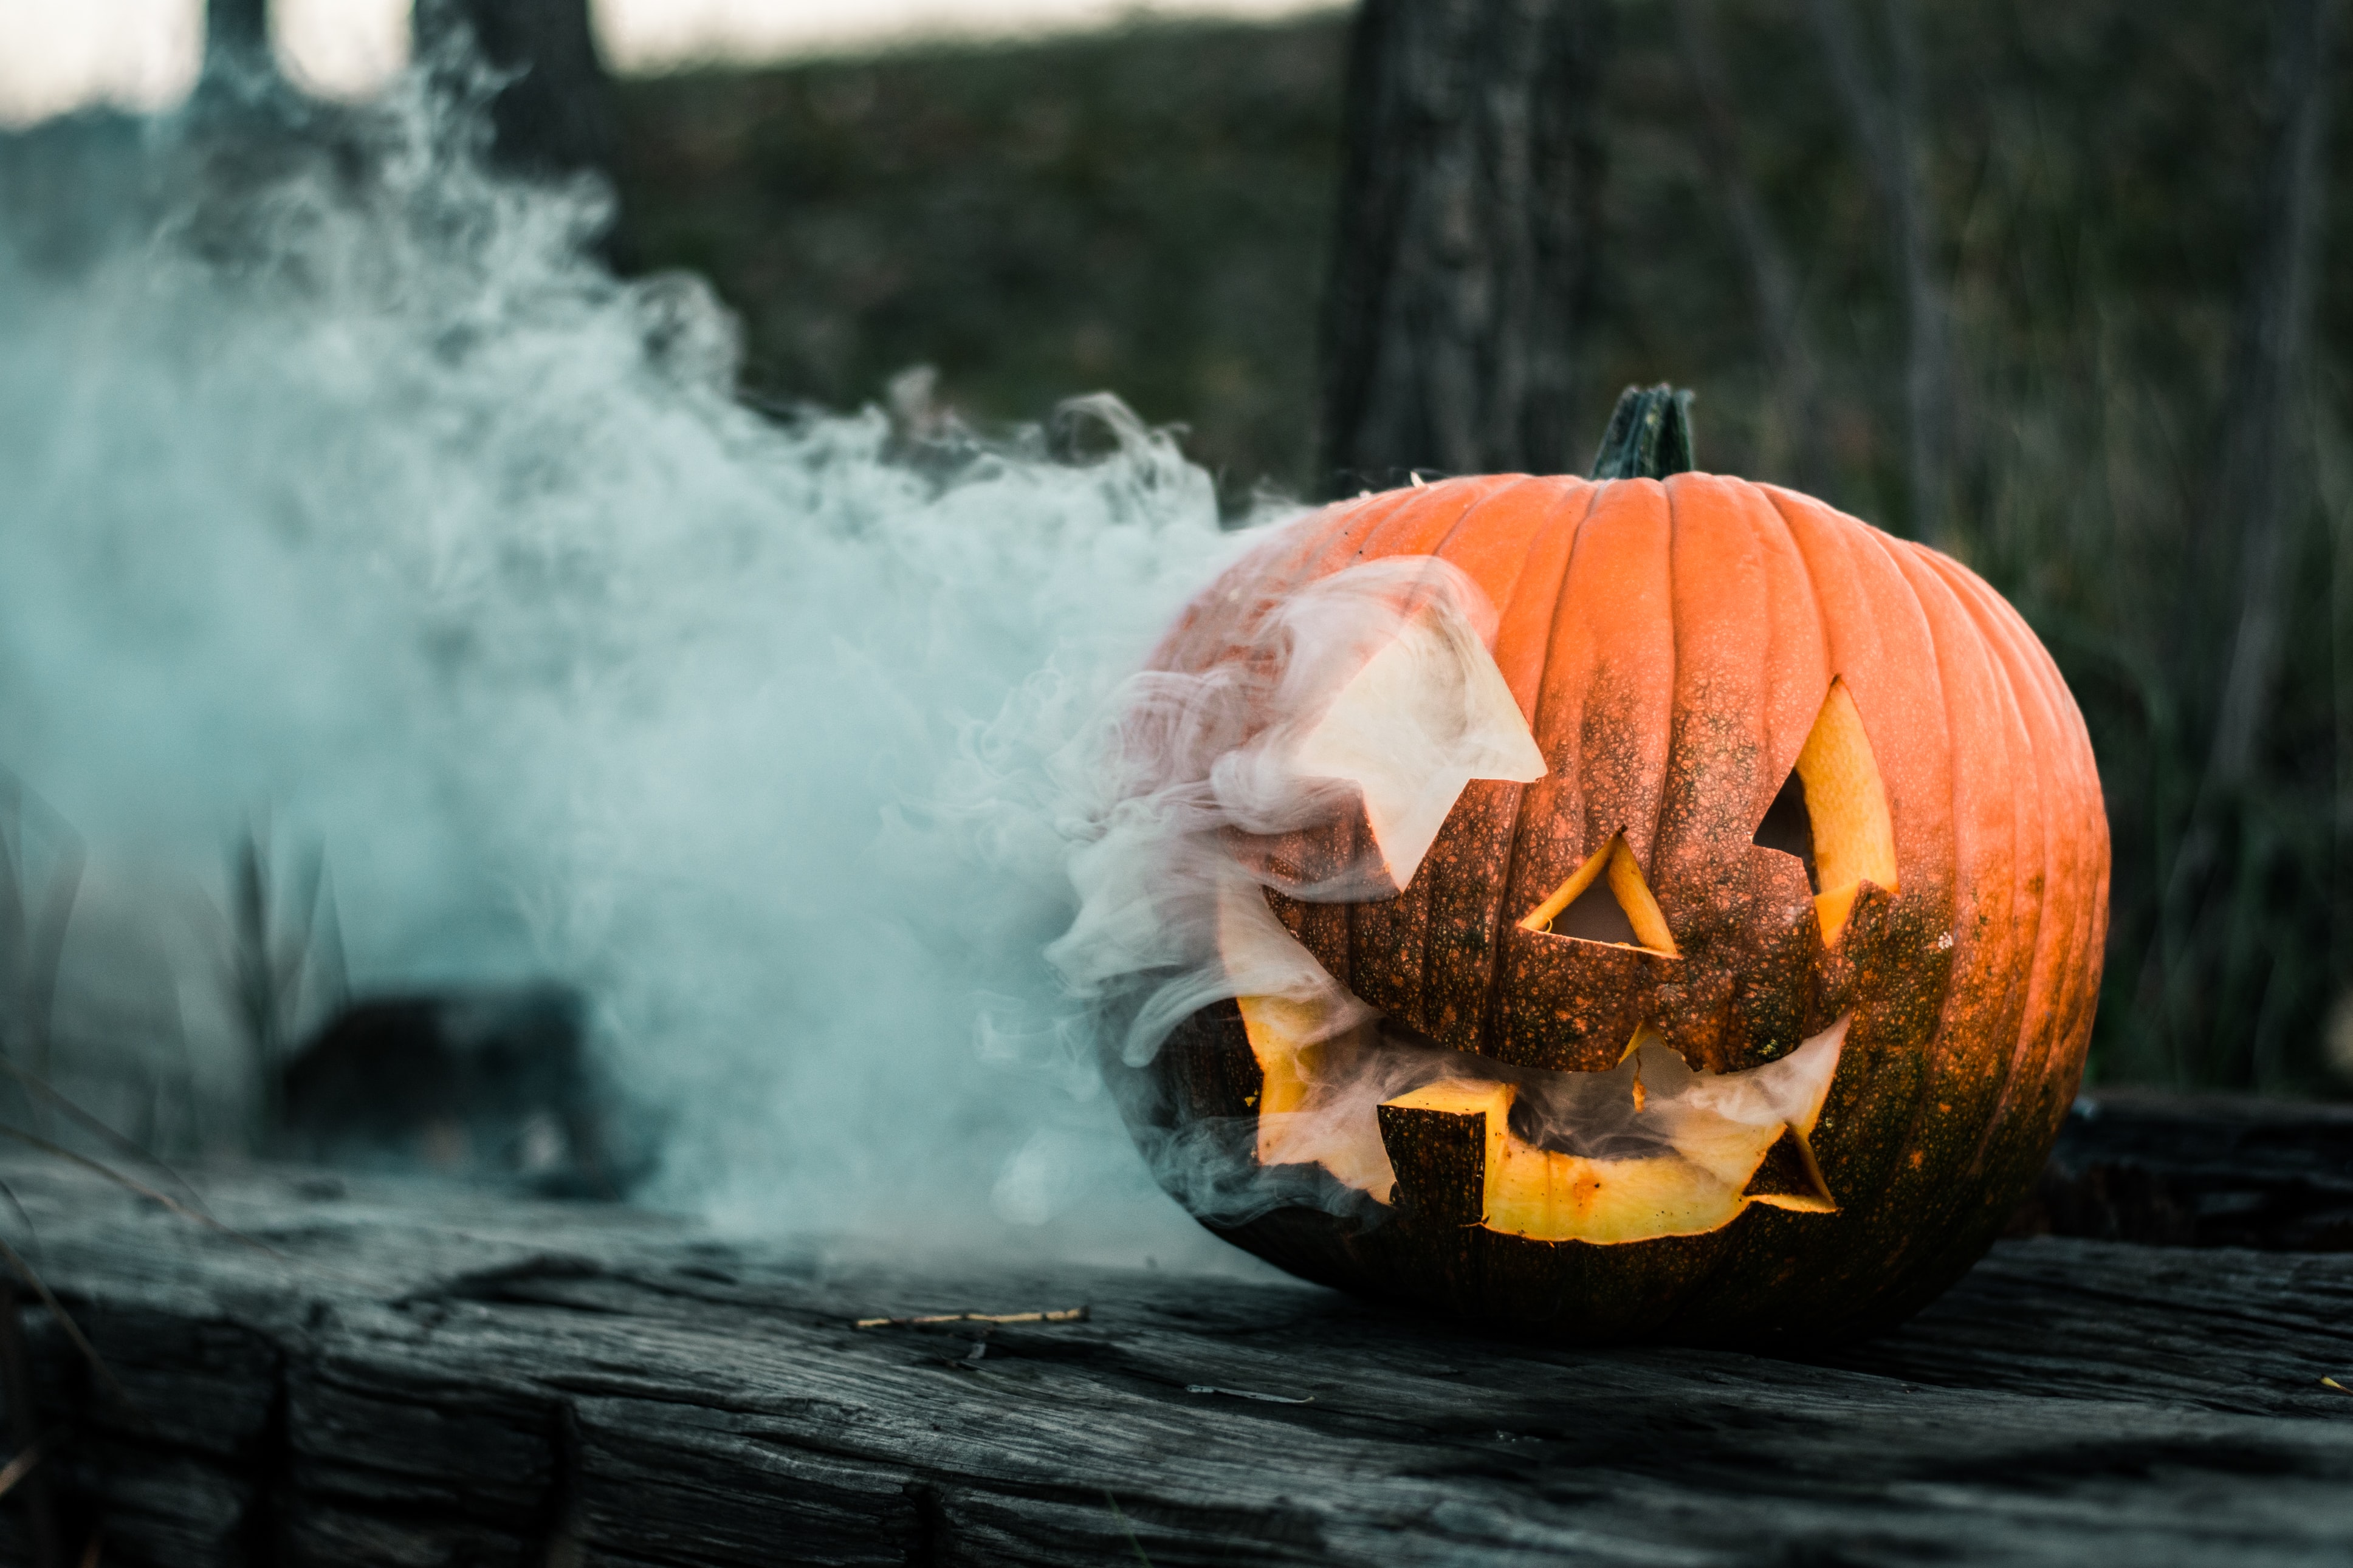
1107, 388, 2109, 1347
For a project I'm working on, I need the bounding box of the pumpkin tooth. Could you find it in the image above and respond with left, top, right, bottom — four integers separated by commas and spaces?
1615, 1022, 1668, 1064
1376, 1080, 1512, 1227
1742, 1123, 1838, 1213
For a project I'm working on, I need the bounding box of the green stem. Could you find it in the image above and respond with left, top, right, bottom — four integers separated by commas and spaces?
1588, 385, 1697, 480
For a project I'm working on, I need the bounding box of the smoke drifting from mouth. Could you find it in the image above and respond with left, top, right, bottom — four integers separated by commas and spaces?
0, 69, 1282, 1262
1041, 552, 1548, 1221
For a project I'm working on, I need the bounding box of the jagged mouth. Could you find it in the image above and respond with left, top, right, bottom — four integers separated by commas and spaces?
1220, 880, 1847, 1247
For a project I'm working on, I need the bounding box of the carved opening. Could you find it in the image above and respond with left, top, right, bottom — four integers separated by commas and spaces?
1751, 769, 1817, 886
1370, 1016, 1849, 1244
1519, 834, 1678, 956
1755, 679, 1897, 943
1739, 1123, 1838, 1213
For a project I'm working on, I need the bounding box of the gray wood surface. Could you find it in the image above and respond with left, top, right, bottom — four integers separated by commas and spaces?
13, 1154, 2353, 1567
2019, 1089, 2353, 1250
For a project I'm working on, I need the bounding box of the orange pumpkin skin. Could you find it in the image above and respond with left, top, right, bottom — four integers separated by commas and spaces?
1138, 472, 2110, 1347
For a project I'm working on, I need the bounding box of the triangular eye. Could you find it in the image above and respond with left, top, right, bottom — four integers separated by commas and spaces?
1519, 833, 1678, 956
1752, 769, 1818, 888
1756, 678, 1898, 942
1551, 866, 1642, 946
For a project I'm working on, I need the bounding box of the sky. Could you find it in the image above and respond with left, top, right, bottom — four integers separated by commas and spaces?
0, 0, 1339, 126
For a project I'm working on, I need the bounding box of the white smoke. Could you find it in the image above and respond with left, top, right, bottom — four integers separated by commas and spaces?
0, 69, 1283, 1265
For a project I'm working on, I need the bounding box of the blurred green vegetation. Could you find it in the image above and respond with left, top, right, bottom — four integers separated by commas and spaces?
613, 5, 2353, 1097
614, 18, 1348, 497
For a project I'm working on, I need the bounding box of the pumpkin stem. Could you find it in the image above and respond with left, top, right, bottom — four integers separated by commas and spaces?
1587, 384, 1697, 481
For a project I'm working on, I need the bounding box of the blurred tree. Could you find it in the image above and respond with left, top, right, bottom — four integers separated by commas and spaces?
1801, 0, 1954, 545
415, 0, 618, 181
1671, 0, 1828, 495
204, 0, 272, 78
2142, 0, 2343, 1084
2199, 0, 2341, 794
1315, 0, 1612, 493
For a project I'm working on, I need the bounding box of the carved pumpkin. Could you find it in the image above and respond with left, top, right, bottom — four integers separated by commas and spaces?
1120, 389, 2109, 1347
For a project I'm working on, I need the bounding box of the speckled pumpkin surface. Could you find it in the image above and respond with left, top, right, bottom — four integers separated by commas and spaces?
1138, 470, 2111, 1347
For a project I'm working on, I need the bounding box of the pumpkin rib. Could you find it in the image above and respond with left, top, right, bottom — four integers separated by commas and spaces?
1728, 479, 1835, 1021
1714, 479, 1830, 825
1657, 473, 1790, 1059
1491, 479, 1601, 713
1759, 491, 1962, 1299
1482, 481, 1605, 1056
1929, 560, 2094, 1101
1946, 566, 2057, 1186
1343, 475, 1510, 567
1839, 526, 1982, 1267
1923, 557, 2100, 1183
1334, 483, 1504, 1025
1877, 544, 2040, 1275
1427, 479, 1599, 1052
1409, 476, 1576, 1047
1636, 478, 1686, 886
1424, 475, 1574, 640
1513, 484, 1611, 894
1538, 480, 1678, 877
1889, 566, 2102, 1307
1926, 563, 2067, 1178
1649, 483, 1858, 1334
1491, 483, 1642, 1063
2003, 582, 2109, 1092
1753, 490, 1835, 799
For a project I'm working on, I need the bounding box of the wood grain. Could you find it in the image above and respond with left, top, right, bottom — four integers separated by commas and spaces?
11, 1155, 2353, 1567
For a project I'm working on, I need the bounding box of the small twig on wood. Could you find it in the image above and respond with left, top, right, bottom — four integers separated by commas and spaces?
1102, 1490, 1154, 1568
2323, 1375, 2349, 1393
935, 1337, 993, 1372
1185, 1383, 1314, 1405
853, 1306, 1088, 1329
0, 1125, 280, 1260
0, 1060, 214, 1221
0, 1437, 45, 1500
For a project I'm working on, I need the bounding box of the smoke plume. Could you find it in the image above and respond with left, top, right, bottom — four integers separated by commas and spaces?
0, 67, 1285, 1265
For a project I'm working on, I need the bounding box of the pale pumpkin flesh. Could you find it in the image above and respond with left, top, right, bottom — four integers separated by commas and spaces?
1791, 678, 1898, 942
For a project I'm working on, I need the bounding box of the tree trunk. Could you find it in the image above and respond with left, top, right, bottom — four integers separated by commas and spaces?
1802, 0, 1953, 543
2138, 0, 2341, 1086
204, 0, 270, 74
2202, 0, 2340, 792
1671, 0, 1828, 494
1316, 0, 1610, 495
414, 0, 619, 182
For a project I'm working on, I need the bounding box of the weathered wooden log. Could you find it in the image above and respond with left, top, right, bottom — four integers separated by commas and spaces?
11, 1146, 2353, 1567
2016, 1089, 2353, 1250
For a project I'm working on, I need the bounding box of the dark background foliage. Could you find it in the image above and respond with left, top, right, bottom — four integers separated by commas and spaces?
610, 4, 2353, 1097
